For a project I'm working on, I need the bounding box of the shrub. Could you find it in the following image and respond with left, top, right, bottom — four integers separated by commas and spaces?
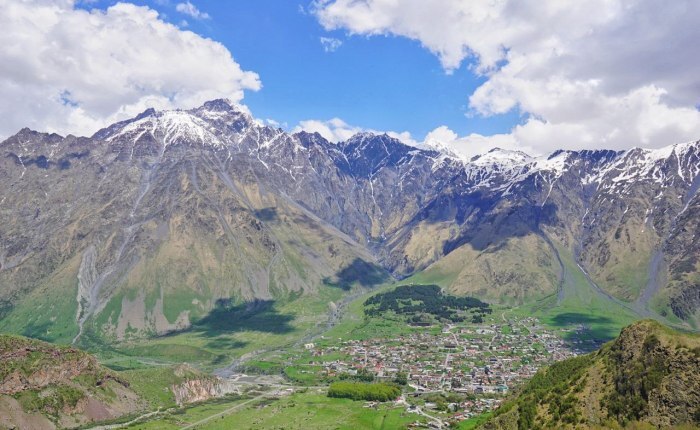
327, 382, 401, 402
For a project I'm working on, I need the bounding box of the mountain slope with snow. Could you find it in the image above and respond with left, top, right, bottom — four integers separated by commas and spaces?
0, 99, 698, 346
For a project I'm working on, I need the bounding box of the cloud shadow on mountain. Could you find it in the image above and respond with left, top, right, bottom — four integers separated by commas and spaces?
548, 312, 617, 352
323, 258, 391, 291
163, 299, 294, 341
21, 320, 54, 342
441, 200, 560, 254
196, 299, 294, 334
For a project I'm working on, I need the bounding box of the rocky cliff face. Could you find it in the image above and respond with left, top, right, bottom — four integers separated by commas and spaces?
0, 99, 698, 345
481, 320, 700, 429
171, 376, 239, 406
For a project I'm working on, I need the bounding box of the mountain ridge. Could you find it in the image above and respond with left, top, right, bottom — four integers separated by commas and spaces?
1, 99, 698, 348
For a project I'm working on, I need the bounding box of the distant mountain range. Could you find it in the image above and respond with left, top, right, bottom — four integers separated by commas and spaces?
0, 99, 698, 345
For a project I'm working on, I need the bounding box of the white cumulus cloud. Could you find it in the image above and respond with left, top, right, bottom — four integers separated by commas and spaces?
0, 0, 259, 138
313, 0, 700, 153
293, 118, 363, 142
293, 118, 418, 146
423, 126, 527, 160
175, 1, 210, 20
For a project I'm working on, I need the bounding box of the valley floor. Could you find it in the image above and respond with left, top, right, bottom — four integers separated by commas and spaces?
79, 281, 633, 430
9, 275, 680, 430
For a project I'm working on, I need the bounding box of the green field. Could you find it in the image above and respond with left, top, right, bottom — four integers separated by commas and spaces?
120, 394, 252, 429
0, 270, 80, 344
457, 413, 493, 429
128, 391, 423, 430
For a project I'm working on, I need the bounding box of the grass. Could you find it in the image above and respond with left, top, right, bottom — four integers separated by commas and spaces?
0, 335, 100, 381
80, 275, 394, 377
403, 241, 658, 348
457, 413, 492, 429
93, 290, 126, 331
404, 234, 561, 306
402, 267, 459, 290
122, 343, 224, 365
96, 245, 644, 386
123, 394, 251, 429
89, 284, 354, 371
131, 391, 423, 430
243, 360, 284, 373
515, 244, 640, 345
324, 311, 440, 345
318, 283, 442, 345
14, 384, 85, 415
598, 256, 651, 302
0, 265, 80, 344
284, 365, 323, 385
121, 367, 190, 408
161, 288, 204, 325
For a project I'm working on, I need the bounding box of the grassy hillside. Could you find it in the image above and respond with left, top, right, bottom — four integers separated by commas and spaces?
405, 234, 560, 305
0, 334, 142, 429
90, 282, 379, 371
480, 320, 700, 429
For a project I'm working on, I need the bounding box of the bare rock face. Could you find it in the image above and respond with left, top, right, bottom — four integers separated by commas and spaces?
171, 377, 239, 406
0, 99, 699, 346
167, 364, 240, 406
0, 396, 57, 430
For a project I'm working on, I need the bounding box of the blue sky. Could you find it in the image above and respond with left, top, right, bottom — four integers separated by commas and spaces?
81, 0, 519, 139
3, 0, 699, 156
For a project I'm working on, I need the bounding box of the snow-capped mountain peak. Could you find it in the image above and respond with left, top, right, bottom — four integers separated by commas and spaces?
422, 137, 465, 162
94, 109, 224, 150
470, 147, 533, 167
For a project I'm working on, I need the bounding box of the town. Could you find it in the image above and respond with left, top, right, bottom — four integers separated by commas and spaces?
301, 316, 582, 424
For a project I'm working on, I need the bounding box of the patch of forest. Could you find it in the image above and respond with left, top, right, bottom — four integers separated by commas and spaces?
364, 284, 492, 323
327, 382, 401, 402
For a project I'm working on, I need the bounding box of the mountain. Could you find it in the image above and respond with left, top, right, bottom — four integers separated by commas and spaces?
480, 320, 700, 429
0, 334, 141, 429
0, 99, 698, 347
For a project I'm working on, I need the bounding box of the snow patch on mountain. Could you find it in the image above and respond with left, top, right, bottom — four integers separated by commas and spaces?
90, 100, 699, 200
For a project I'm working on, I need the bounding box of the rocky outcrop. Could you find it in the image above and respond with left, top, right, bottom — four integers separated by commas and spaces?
171, 377, 239, 406
0, 335, 142, 429
0, 350, 100, 395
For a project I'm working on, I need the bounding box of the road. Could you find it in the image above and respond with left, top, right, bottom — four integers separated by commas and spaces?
180, 392, 270, 430
175, 385, 327, 429
412, 406, 446, 428
85, 408, 171, 430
